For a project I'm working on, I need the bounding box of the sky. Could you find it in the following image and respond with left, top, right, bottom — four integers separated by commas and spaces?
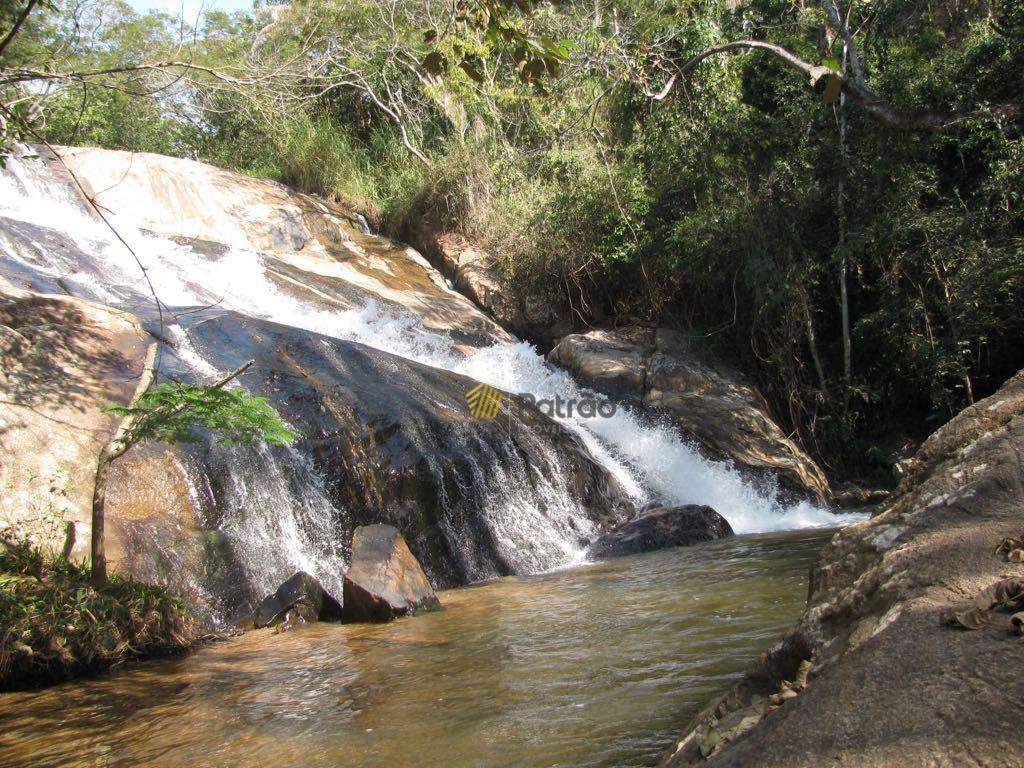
124, 0, 254, 20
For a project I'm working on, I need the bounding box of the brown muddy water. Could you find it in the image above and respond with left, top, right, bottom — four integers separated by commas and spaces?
0, 530, 831, 768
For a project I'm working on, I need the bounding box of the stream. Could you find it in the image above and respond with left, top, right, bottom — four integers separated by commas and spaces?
0, 530, 827, 768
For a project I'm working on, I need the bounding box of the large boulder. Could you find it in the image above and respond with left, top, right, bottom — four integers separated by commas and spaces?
586, 505, 733, 559
342, 525, 440, 622
183, 310, 634, 595
548, 326, 832, 501
253, 571, 343, 629
665, 368, 1024, 767
398, 221, 573, 347
0, 284, 151, 560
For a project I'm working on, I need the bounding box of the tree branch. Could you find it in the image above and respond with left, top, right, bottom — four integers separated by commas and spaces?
114, 357, 256, 459
0, 0, 39, 59
676, 38, 1019, 133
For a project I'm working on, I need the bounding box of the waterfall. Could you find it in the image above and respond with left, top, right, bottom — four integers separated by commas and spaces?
0, 149, 862, 602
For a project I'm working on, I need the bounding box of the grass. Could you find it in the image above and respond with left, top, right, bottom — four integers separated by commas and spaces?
0, 537, 197, 690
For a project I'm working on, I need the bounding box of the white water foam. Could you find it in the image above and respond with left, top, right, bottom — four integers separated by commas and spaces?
0, 149, 863, 574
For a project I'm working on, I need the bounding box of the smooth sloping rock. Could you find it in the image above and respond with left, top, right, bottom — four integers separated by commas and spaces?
587, 505, 733, 558
10, 145, 514, 352
665, 368, 1024, 768
548, 326, 832, 501
254, 571, 343, 629
343, 525, 440, 622
0, 283, 150, 559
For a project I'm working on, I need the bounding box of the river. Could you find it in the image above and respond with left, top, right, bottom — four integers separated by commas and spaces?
0, 530, 827, 768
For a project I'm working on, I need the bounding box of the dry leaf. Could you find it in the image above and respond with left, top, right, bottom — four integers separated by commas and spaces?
943, 606, 991, 630
995, 535, 1024, 562
942, 578, 1024, 630
793, 659, 811, 689
769, 688, 799, 705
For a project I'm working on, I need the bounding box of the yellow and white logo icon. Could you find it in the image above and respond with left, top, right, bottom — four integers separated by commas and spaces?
465, 383, 503, 419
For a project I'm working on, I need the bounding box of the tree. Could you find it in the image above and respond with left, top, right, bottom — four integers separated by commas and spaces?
90, 346, 296, 587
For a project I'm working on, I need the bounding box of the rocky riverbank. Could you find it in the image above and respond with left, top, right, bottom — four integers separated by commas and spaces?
664, 368, 1024, 767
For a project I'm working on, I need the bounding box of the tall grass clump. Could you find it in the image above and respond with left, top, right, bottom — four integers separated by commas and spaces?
0, 536, 197, 690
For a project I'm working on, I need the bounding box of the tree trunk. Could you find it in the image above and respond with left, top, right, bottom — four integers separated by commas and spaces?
89, 343, 157, 587
89, 447, 112, 588
801, 290, 829, 397
837, 43, 852, 387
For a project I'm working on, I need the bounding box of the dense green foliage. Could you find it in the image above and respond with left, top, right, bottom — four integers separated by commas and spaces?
3, 0, 1023, 476
0, 538, 195, 689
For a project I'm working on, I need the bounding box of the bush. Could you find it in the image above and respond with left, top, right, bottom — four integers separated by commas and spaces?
0, 537, 197, 690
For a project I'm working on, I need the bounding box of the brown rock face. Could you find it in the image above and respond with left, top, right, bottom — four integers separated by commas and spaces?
586, 505, 733, 559
398, 222, 573, 347
665, 368, 1024, 767
547, 326, 832, 501
0, 284, 150, 559
342, 525, 441, 622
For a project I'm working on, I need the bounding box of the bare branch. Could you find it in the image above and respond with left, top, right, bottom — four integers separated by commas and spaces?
0, 0, 39, 59
675, 39, 1020, 133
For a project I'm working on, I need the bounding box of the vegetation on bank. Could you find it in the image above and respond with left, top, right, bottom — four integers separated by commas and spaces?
0, 537, 196, 690
1, 0, 1022, 479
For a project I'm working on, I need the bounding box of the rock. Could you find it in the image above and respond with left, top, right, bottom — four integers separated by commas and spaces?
586, 505, 733, 558
185, 310, 634, 594
398, 221, 573, 347
548, 326, 832, 501
546, 327, 652, 399
253, 571, 343, 629
342, 525, 440, 622
20, 145, 514, 351
832, 482, 892, 509
0, 283, 151, 560
665, 367, 1024, 768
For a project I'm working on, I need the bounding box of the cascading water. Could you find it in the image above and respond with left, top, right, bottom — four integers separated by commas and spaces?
0, 148, 862, 604
204, 443, 349, 606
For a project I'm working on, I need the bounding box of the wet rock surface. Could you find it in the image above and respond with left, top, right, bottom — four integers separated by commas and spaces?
254, 571, 343, 629
586, 505, 733, 559
181, 310, 634, 592
547, 326, 832, 501
665, 369, 1024, 767
342, 524, 440, 622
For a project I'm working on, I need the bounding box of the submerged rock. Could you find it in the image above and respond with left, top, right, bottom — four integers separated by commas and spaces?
343, 525, 440, 622
253, 571, 343, 629
547, 326, 832, 502
586, 505, 733, 559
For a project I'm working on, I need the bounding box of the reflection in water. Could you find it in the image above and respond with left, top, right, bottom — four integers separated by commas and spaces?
0, 531, 827, 768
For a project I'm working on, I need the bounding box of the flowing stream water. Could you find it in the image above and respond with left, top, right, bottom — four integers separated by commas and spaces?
0, 530, 828, 768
